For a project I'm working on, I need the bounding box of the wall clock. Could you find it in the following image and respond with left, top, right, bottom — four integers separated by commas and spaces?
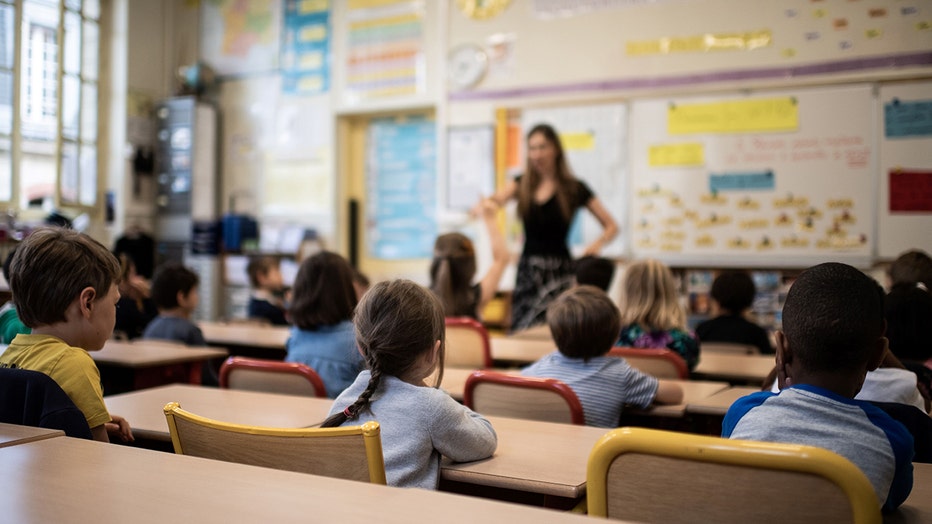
448, 43, 489, 90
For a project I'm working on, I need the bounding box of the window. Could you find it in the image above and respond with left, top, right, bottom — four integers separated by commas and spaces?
0, 0, 100, 212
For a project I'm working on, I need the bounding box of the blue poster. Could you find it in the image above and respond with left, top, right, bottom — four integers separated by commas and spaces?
367, 117, 437, 259
885, 99, 932, 138
709, 171, 776, 192
281, 0, 330, 95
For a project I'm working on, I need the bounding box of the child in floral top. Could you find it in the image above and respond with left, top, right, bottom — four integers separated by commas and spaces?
616, 259, 700, 370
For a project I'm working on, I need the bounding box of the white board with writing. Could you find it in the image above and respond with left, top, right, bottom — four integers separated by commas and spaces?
629, 84, 876, 267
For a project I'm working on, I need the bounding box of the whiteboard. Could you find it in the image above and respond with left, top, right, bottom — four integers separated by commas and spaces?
878, 81, 932, 259
521, 103, 628, 258
629, 85, 876, 268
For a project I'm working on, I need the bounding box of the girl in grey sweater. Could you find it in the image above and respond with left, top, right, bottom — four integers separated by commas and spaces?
324, 279, 498, 488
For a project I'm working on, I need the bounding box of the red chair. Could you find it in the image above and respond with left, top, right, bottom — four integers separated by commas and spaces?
445, 317, 493, 369
219, 357, 327, 398
608, 347, 689, 379
463, 370, 585, 425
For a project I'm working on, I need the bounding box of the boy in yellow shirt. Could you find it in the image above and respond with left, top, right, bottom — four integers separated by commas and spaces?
0, 227, 133, 443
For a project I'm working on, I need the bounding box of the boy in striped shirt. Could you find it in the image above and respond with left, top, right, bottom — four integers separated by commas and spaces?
522, 286, 683, 427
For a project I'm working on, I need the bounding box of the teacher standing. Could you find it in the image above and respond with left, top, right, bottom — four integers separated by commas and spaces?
485, 123, 619, 330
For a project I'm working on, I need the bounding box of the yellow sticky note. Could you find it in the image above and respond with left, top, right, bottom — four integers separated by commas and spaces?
300, 24, 328, 42
669, 97, 799, 134
299, 51, 324, 69
560, 132, 595, 151
299, 0, 329, 13
649, 143, 705, 167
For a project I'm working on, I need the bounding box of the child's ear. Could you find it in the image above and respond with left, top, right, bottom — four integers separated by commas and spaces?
427, 340, 441, 368
866, 336, 888, 372
79, 287, 97, 316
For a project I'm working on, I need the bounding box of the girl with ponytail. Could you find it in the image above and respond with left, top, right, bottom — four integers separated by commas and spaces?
322, 280, 497, 488
429, 198, 509, 319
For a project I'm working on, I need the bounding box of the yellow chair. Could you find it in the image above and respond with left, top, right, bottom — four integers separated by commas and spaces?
163, 402, 386, 484
218, 356, 327, 397
587, 427, 881, 524
464, 370, 585, 425
445, 317, 493, 368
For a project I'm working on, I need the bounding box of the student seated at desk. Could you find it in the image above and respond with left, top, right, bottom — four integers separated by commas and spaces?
695, 270, 773, 354
724, 262, 913, 513
142, 263, 206, 347
324, 280, 497, 489
285, 252, 364, 399
113, 253, 157, 340
0, 227, 133, 443
246, 256, 288, 326
615, 259, 700, 371
522, 286, 682, 427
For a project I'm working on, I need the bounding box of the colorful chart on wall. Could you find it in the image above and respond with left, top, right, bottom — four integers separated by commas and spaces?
201, 0, 282, 77
629, 85, 875, 267
878, 81, 932, 259
521, 103, 628, 258
366, 116, 437, 259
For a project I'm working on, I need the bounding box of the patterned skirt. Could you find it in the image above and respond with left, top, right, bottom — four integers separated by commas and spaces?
510, 254, 575, 331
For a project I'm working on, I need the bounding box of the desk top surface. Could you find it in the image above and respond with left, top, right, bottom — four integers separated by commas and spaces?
104, 384, 607, 498
692, 352, 775, 384
684, 386, 763, 416
93, 340, 228, 367
199, 321, 291, 348
105, 384, 326, 440
0, 423, 64, 448
0, 437, 600, 524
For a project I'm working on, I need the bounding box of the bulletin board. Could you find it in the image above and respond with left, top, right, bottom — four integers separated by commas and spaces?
521, 103, 628, 258
629, 84, 876, 267
877, 81, 932, 259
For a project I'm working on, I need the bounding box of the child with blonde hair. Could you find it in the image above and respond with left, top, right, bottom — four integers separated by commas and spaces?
323, 280, 497, 488
616, 259, 700, 370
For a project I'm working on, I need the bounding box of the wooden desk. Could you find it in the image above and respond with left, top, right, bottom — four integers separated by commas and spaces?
0, 422, 63, 448
199, 321, 290, 359
490, 337, 553, 365
692, 352, 775, 385
442, 415, 609, 500
637, 380, 731, 417
685, 386, 762, 417
105, 384, 607, 501
92, 340, 228, 394
0, 437, 601, 524
508, 325, 553, 341
888, 463, 932, 524
104, 384, 326, 441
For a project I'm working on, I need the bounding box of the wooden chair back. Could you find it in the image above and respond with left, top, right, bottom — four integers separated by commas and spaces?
464, 370, 585, 425
163, 402, 386, 484
608, 347, 689, 379
588, 427, 881, 524
219, 357, 327, 397
702, 342, 761, 355
445, 317, 493, 368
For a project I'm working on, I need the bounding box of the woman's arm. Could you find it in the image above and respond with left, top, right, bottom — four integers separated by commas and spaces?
488, 179, 518, 208
477, 200, 510, 309
582, 197, 619, 255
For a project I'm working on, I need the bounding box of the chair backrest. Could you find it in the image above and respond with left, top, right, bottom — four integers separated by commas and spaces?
163, 402, 386, 484
587, 427, 881, 524
218, 357, 327, 397
463, 370, 585, 425
0, 367, 92, 439
608, 347, 689, 379
445, 317, 493, 368
702, 342, 760, 355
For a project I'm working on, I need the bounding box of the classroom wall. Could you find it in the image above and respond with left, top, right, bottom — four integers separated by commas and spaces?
154, 0, 931, 271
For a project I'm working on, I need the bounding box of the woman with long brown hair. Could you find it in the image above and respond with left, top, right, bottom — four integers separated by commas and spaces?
484, 123, 618, 330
